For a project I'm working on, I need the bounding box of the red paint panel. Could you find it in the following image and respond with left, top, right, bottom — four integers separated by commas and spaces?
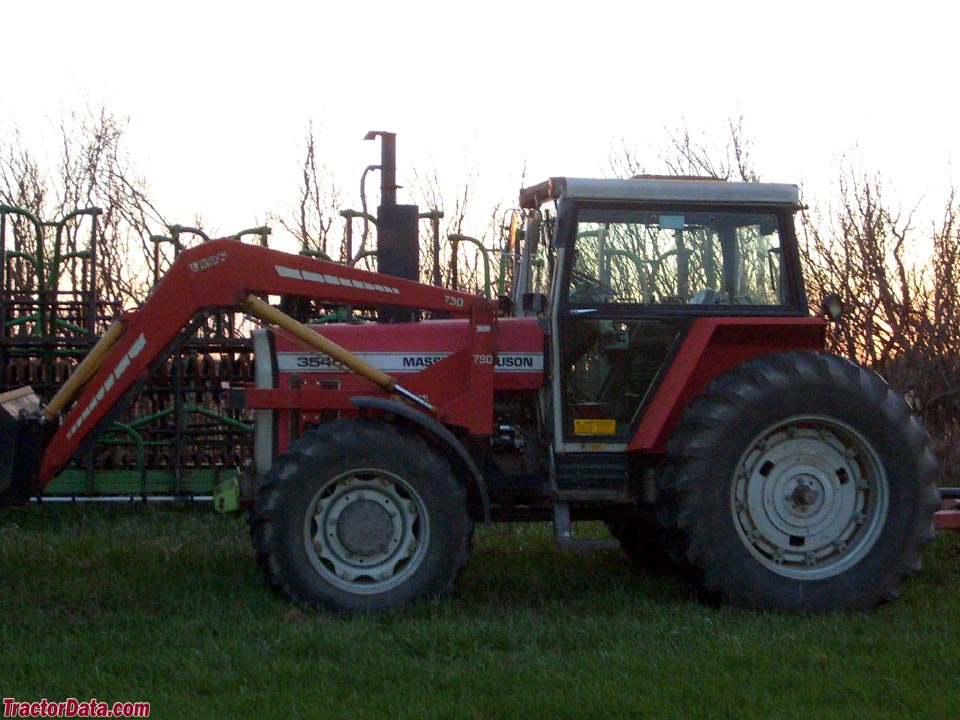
273, 316, 545, 393
935, 511, 960, 531
935, 501, 960, 531
628, 317, 827, 454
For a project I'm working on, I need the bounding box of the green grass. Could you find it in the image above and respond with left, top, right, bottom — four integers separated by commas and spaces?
2, 504, 959, 719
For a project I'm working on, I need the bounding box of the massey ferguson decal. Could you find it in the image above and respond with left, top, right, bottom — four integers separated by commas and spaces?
495, 353, 541, 369
277, 351, 543, 374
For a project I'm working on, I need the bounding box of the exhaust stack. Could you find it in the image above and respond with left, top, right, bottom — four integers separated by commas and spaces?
365, 131, 420, 322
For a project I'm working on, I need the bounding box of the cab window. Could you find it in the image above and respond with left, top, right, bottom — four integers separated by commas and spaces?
568, 208, 786, 306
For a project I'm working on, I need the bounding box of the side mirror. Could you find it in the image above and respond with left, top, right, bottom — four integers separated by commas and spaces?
820, 293, 844, 321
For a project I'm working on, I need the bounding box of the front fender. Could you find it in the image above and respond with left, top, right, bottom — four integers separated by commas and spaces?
349, 396, 491, 523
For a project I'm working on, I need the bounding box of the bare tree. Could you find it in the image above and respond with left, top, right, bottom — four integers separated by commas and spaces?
608, 136, 648, 179
611, 115, 756, 181
800, 165, 919, 366
412, 167, 479, 292
0, 138, 48, 292
0, 106, 164, 306
926, 190, 960, 403
923, 192, 960, 482
271, 121, 342, 260
880, 189, 960, 483
660, 115, 755, 181
798, 163, 960, 482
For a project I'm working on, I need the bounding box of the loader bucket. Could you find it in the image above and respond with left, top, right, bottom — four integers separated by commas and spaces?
0, 386, 48, 505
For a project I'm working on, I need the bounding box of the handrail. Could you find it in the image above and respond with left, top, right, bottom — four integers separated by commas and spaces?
448, 234, 492, 299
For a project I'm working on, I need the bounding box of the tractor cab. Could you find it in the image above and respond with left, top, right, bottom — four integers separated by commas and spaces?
511, 176, 809, 452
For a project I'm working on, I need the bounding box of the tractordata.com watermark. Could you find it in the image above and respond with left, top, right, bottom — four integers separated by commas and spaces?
3, 698, 150, 718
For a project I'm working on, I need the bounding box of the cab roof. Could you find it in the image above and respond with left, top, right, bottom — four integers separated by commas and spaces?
518, 176, 801, 210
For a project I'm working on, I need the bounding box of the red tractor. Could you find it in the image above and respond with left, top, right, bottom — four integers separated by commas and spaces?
0, 135, 940, 613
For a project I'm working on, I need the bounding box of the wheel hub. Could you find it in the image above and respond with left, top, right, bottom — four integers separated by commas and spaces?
790, 481, 818, 509
337, 500, 395, 556
732, 416, 888, 580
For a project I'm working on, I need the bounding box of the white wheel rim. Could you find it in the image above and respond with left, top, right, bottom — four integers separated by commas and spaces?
731, 415, 889, 580
303, 468, 430, 594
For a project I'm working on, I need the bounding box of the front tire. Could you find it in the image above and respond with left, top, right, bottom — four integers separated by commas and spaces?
250, 418, 473, 612
657, 351, 939, 611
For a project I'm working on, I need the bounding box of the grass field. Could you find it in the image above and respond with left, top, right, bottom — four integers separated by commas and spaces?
2, 503, 959, 719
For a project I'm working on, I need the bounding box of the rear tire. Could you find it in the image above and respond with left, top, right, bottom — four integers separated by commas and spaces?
250, 418, 473, 612
606, 507, 672, 570
657, 351, 939, 611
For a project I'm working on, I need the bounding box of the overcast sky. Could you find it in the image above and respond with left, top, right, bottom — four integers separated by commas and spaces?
3, 1, 957, 246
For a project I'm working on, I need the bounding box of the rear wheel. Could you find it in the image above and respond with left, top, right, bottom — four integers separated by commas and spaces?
606, 506, 672, 570
657, 351, 939, 611
250, 418, 473, 612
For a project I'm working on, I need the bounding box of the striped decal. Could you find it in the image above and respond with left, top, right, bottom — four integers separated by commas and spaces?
277, 351, 544, 374
274, 265, 400, 295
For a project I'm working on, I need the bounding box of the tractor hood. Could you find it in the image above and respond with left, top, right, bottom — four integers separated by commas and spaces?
271, 316, 545, 392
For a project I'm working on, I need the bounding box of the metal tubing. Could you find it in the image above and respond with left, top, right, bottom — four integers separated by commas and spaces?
49, 209, 102, 383
172, 346, 183, 492
0, 207, 46, 347
34, 495, 214, 504
392, 384, 432, 410
352, 250, 378, 266
341, 209, 378, 264
498, 211, 521, 296
42, 321, 125, 421
150, 235, 182, 286
167, 225, 210, 249
448, 234, 492, 299
299, 249, 334, 262
341, 210, 378, 223
228, 227, 272, 246
419, 209, 444, 287
364, 131, 397, 207
87, 208, 99, 336
51, 208, 101, 292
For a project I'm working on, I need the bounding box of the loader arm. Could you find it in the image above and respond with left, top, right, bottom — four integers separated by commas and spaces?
34, 238, 496, 490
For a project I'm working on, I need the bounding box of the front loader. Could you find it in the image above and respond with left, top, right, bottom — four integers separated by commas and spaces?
0, 138, 943, 613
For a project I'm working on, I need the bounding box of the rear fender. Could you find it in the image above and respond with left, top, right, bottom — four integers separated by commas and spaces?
628, 317, 827, 453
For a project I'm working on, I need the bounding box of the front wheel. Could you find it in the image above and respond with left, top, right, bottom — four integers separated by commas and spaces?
250, 418, 473, 612
657, 351, 939, 611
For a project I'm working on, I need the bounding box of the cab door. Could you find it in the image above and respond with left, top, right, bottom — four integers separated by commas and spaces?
550, 202, 791, 452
